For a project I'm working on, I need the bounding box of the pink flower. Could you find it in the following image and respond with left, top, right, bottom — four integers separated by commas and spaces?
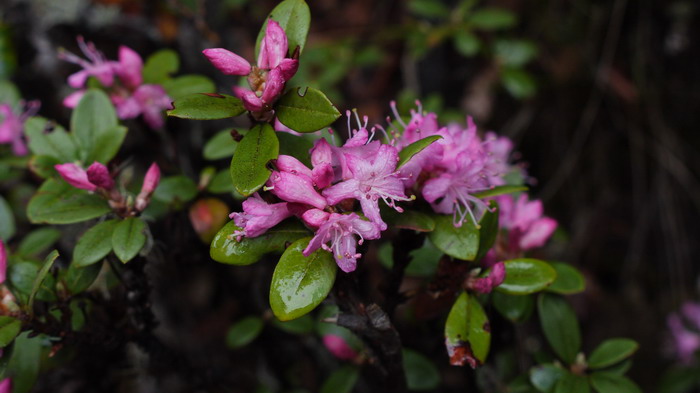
0, 239, 7, 284
86, 162, 114, 190
668, 302, 700, 364
135, 163, 160, 211
266, 155, 328, 210
114, 46, 144, 89
497, 194, 557, 250
59, 36, 117, 89
203, 20, 299, 116
323, 144, 411, 231
468, 262, 506, 294
0, 378, 10, 393
303, 212, 380, 273
229, 194, 292, 240
113, 84, 172, 129
54, 162, 113, 192
0, 101, 40, 156
323, 334, 358, 360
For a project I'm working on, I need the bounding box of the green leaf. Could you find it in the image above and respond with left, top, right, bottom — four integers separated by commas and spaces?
62, 262, 101, 295
409, 0, 450, 18
429, 214, 479, 261
0, 316, 21, 347
17, 227, 61, 258
382, 208, 436, 232
28, 250, 59, 312
88, 125, 128, 164
472, 185, 528, 199
27, 179, 111, 224
70, 89, 119, 162
7, 261, 56, 303
0, 80, 20, 106
271, 314, 315, 334
255, 0, 311, 58
589, 373, 640, 393
111, 217, 147, 263
538, 293, 581, 365
453, 30, 481, 56
203, 130, 238, 160
468, 8, 517, 30
142, 49, 179, 85
501, 68, 537, 99
494, 39, 538, 67
444, 292, 490, 368
269, 237, 337, 321
226, 316, 265, 348
476, 201, 499, 261
497, 259, 558, 295
396, 135, 442, 169
153, 175, 198, 204
167, 93, 246, 120
546, 262, 585, 295
28, 155, 60, 179
162, 75, 215, 99
0, 194, 15, 241
553, 372, 589, 393
24, 117, 79, 162
530, 364, 566, 393
230, 123, 279, 196
72, 219, 119, 267
403, 348, 441, 390
210, 220, 309, 265
657, 367, 700, 393
207, 170, 237, 195
587, 339, 639, 370
276, 87, 341, 133
493, 292, 533, 322
7, 332, 42, 393
320, 365, 360, 393
277, 132, 314, 168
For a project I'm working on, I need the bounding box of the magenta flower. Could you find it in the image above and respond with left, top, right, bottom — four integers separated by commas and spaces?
266, 155, 328, 210
0, 239, 7, 284
497, 194, 557, 250
468, 262, 506, 294
112, 84, 172, 129
55, 162, 113, 192
135, 163, 161, 211
323, 144, 411, 231
0, 378, 10, 393
303, 212, 380, 273
229, 194, 292, 241
59, 36, 117, 89
203, 20, 299, 117
0, 101, 40, 156
323, 334, 359, 360
668, 302, 700, 364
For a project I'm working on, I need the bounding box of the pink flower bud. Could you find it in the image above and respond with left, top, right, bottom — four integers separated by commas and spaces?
0, 378, 10, 393
301, 208, 330, 228
470, 262, 506, 294
232, 87, 264, 112
258, 20, 288, 69
267, 171, 327, 210
135, 163, 160, 211
276, 58, 299, 81
0, 239, 7, 284
86, 162, 114, 190
261, 67, 285, 104
54, 163, 96, 191
202, 48, 252, 76
323, 334, 358, 360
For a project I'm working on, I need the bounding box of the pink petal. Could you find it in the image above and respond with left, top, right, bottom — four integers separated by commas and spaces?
301, 208, 330, 228
276, 58, 299, 81
54, 163, 96, 191
518, 217, 557, 250
322, 179, 359, 205
63, 90, 86, 108
0, 239, 7, 284
275, 155, 313, 178
113, 95, 142, 119
323, 334, 358, 360
202, 48, 251, 76
232, 87, 263, 112
116, 46, 143, 88
311, 163, 334, 189
267, 171, 327, 210
0, 378, 10, 393
86, 162, 114, 189
258, 19, 288, 69
67, 70, 90, 89
141, 163, 161, 195
261, 67, 285, 104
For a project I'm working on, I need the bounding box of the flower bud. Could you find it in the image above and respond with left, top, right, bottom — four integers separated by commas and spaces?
86, 162, 114, 190
54, 163, 96, 191
135, 163, 160, 211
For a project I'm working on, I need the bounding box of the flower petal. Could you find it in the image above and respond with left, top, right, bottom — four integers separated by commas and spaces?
202, 48, 251, 76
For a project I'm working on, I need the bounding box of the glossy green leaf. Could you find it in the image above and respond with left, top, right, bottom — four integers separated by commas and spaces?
142, 49, 179, 84
203, 130, 238, 160
28, 250, 59, 312
0, 194, 14, 241
73, 219, 119, 267
276, 87, 341, 133
207, 170, 237, 195
277, 132, 314, 167
600, 358, 632, 376
547, 262, 585, 295
501, 68, 537, 99
27, 179, 111, 224
444, 292, 490, 368
476, 201, 499, 261
530, 364, 566, 393
7, 332, 42, 393
320, 365, 359, 393
403, 348, 441, 390
497, 259, 557, 295
453, 30, 481, 56
409, 0, 450, 18
269, 237, 337, 321
87, 125, 128, 164
28, 155, 60, 179
0, 316, 21, 347
553, 372, 589, 393
62, 262, 101, 295
210, 220, 309, 265
153, 175, 198, 204
226, 316, 265, 348
538, 293, 581, 365
472, 185, 528, 199
493, 292, 533, 322
589, 373, 640, 393
70, 89, 119, 162
167, 93, 245, 120
111, 217, 146, 263
271, 314, 314, 334
24, 117, 79, 162
255, 0, 311, 57
162, 74, 215, 99
587, 338, 639, 370
494, 39, 538, 67
17, 227, 61, 258
429, 214, 479, 261
468, 8, 517, 30
396, 135, 442, 169
230, 123, 279, 196
382, 208, 436, 232
8, 261, 56, 303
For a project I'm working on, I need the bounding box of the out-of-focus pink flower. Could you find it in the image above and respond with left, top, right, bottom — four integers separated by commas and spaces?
115, 46, 144, 89
135, 163, 160, 211
55, 163, 98, 191
266, 155, 328, 210
0, 378, 11, 393
668, 302, 700, 364
59, 36, 117, 89
0, 239, 7, 284
497, 194, 557, 250
229, 194, 292, 241
303, 212, 380, 273
469, 262, 506, 294
113, 84, 172, 129
203, 20, 299, 118
323, 334, 358, 360
86, 162, 114, 190
0, 101, 40, 156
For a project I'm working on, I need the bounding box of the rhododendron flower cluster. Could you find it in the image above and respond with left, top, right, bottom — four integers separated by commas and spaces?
203, 20, 298, 120
0, 100, 39, 156
668, 302, 700, 364
60, 37, 171, 129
